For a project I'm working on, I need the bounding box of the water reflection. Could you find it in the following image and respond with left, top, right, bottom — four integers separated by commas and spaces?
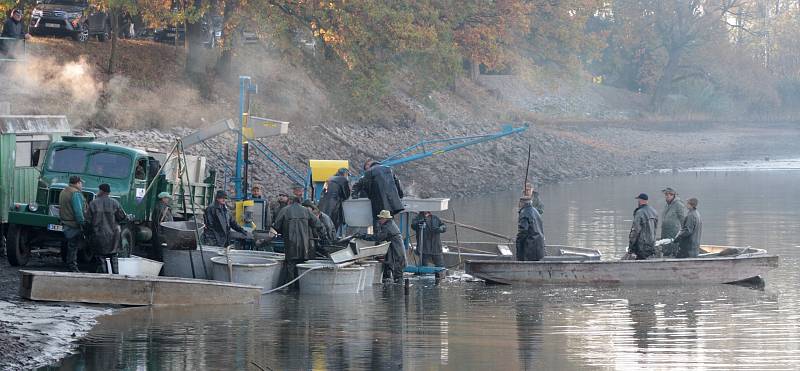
41, 170, 800, 370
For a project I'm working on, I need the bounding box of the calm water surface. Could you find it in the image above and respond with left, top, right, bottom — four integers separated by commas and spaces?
43, 168, 800, 370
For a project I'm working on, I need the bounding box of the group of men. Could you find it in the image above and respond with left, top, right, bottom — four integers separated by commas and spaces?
628, 188, 703, 260
57, 176, 127, 273
515, 185, 703, 262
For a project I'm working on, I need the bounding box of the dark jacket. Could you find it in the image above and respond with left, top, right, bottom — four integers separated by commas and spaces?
274, 203, 323, 261
87, 194, 126, 255
411, 213, 446, 255
675, 208, 702, 258
269, 199, 288, 228
629, 204, 659, 259
516, 203, 545, 261
353, 164, 404, 217
1, 18, 24, 38
372, 219, 406, 273
203, 202, 246, 247
316, 212, 336, 243
318, 175, 350, 230
150, 202, 174, 248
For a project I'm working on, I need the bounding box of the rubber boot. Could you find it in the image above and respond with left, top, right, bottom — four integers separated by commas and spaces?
110, 256, 119, 274
96, 257, 108, 273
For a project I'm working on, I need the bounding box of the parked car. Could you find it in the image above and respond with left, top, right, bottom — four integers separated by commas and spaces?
29, 0, 111, 42
153, 15, 222, 48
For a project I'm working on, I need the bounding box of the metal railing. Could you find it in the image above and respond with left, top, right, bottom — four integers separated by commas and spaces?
0, 37, 27, 62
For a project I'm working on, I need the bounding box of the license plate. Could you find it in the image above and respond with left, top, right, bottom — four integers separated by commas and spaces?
47, 224, 63, 232
45, 23, 60, 28
167, 33, 175, 37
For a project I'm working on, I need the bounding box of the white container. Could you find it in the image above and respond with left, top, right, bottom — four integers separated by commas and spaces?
211, 255, 280, 289
109, 255, 163, 277
162, 247, 224, 279
403, 198, 450, 212
342, 199, 373, 227
296, 263, 365, 294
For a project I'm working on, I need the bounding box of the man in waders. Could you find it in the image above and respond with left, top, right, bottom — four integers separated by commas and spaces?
59, 176, 86, 272
365, 210, 406, 283
412, 211, 447, 271
674, 198, 703, 258
87, 184, 127, 273
274, 197, 323, 290
516, 197, 545, 261
660, 187, 687, 257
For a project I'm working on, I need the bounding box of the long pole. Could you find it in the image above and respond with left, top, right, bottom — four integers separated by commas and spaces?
523, 143, 531, 192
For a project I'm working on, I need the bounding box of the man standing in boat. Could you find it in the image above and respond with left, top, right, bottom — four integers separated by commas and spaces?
516, 196, 545, 261
412, 211, 447, 270
660, 187, 687, 257
628, 193, 659, 260
523, 182, 544, 216
352, 160, 404, 228
674, 198, 702, 258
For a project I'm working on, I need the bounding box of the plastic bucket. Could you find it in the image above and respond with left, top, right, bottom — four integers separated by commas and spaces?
211, 255, 280, 289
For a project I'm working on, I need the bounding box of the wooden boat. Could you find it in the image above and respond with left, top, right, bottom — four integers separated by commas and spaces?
465, 246, 779, 285
19, 270, 262, 306
441, 242, 601, 269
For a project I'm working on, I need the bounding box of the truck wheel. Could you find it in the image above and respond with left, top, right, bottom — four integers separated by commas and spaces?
120, 227, 134, 258
7, 224, 31, 267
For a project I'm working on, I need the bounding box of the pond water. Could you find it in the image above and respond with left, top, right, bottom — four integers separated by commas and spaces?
41, 165, 800, 370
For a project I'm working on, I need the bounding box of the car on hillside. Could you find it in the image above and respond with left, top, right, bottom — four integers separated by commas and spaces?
29, 0, 111, 42
153, 15, 222, 48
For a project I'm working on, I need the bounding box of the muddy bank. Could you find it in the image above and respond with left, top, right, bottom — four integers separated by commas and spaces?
0, 259, 110, 371
89, 120, 800, 198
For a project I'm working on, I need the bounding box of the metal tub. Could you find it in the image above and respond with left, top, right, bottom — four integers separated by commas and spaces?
225, 249, 285, 289
110, 255, 163, 277
162, 246, 224, 279
160, 221, 205, 250
296, 263, 365, 294
211, 255, 281, 290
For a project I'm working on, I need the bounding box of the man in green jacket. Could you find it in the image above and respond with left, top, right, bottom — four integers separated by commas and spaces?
675, 198, 703, 258
660, 187, 687, 257
59, 176, 87, 272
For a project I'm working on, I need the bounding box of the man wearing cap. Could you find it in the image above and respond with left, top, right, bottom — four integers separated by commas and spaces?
87, 184, 127, 273
1, 9, 31, 57
291, 183, 305, 201
628, 193, 659, 260
365, 210, 406, 283
318, 167, 351, 233
203, 190, 248, 247
516, 197, 545, 261
674, 198, 702, 258
352, 160, 404, 228
59, 176, 87, 272
274, 197, 323, 289
149, 192, 174, 261
660, 187, 687, 257
269, 193, 289, 227
412, 211, 447, 268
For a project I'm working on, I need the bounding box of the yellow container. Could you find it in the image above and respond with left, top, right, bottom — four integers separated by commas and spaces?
308, 159, 349, 182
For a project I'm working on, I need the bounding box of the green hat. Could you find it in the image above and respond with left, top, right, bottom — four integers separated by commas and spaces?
158, 192, 172, 199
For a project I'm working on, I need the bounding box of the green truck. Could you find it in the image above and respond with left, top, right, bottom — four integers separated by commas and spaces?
2, 118, 216, 266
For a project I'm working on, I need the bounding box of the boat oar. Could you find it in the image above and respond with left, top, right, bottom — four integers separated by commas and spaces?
439, 218, 512, 241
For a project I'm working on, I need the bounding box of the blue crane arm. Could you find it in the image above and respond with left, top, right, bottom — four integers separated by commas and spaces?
250, 139, 307, 186
380, 123, 528, 168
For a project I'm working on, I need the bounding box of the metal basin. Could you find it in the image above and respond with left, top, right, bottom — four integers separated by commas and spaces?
162, 246, 224, 279
110, 255, 163, 277
211, 255, 280, 290
224, 249, 285, 288
160, 221, 205, 250
296, 263, 365, 294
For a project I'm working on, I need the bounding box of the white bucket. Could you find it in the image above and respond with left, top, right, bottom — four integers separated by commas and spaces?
108, 255, 163, 277
211, 255, 280, 289
342, 199, 373, 227
296, 263, 365, 294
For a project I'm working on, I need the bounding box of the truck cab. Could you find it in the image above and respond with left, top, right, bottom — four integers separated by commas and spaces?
6, 136, 215, 266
